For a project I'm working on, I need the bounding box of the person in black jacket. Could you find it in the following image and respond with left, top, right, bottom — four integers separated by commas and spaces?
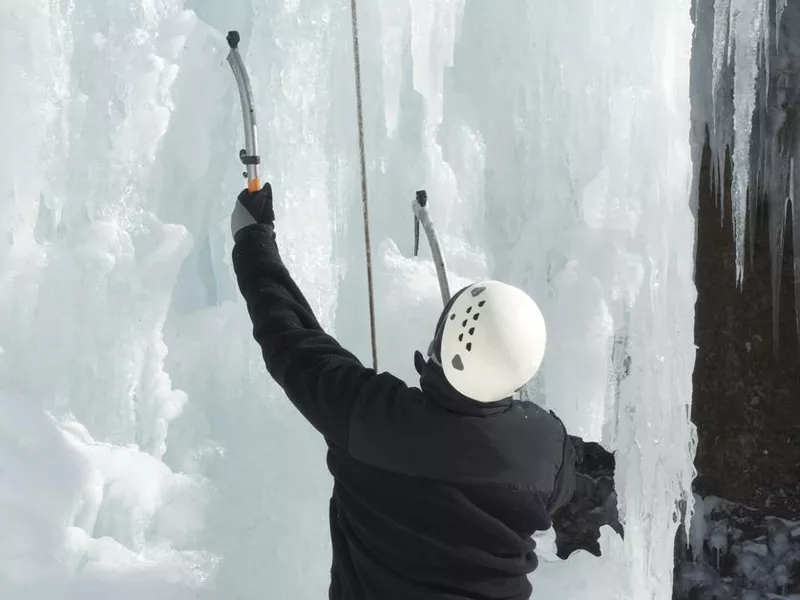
230, 184, 622, 600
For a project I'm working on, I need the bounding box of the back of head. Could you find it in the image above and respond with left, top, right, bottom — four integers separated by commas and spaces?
427, 281, 547, 403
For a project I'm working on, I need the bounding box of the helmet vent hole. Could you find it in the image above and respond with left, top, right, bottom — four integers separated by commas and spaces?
469, 327, 475, 335
450, 314, 456, 321
478, 300, 486, 307
473, 313, 480, 321
466, 342, 472, 352
458, 333, 464, 342
466, 306, 472, 314
462, 319, 468, 327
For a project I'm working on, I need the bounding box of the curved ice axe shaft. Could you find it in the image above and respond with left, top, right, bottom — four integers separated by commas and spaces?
413, 190, 451, 305
226, 31, 261, 192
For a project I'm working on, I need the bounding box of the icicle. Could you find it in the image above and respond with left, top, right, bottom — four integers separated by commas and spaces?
711, 0, 727, 195
730, 0, 766, 283
749, 87, 765, 265
763, 0, 770, 102
776, 0, 787, 44
792, 155, 800, 342
768, 182, 786, 353
711, 0, 732, 216
377, 0, 410, 139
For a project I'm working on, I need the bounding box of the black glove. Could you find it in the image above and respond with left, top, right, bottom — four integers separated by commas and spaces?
552, 437, 623, 559
231, 183, 275, 241
569, 436, 616, 479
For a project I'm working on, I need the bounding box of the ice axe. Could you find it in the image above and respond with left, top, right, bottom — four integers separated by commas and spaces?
413, 190, 451, 305
226, 31, 261, 193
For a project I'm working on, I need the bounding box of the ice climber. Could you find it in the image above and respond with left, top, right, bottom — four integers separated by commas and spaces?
231, 183, 623, 600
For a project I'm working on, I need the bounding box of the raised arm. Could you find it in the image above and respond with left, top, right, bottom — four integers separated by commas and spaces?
230, 184, 378, 449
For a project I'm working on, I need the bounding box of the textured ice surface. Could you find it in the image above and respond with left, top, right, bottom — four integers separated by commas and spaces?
0, 1, 696, 599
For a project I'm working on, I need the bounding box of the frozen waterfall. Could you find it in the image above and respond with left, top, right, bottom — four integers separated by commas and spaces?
0, 1, 698, 599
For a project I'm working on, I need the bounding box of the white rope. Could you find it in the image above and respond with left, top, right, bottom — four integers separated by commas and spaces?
349, 0, 379, 370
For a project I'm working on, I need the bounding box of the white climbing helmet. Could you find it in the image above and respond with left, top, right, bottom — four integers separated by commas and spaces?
433, 280, 547, 403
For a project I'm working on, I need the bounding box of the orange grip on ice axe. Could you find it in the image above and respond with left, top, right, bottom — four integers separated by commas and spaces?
226, 31, 262, 193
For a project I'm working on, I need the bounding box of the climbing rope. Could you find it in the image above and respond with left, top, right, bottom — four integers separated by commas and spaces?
349, 0, 379, 370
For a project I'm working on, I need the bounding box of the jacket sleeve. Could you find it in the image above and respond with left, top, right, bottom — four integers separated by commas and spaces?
547, 423, 577, 514
232, 223, 378, 449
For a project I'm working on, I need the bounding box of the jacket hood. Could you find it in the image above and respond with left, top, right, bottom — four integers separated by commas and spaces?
415, 350, 511, 417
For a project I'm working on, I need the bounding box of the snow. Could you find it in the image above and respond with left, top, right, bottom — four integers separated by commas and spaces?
678, 495, 800, 599
1, 0, 698, 599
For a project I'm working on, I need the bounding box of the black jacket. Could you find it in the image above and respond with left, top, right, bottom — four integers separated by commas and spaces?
233, 224, 588, 600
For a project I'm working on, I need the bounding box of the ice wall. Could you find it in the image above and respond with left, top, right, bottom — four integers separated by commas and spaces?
0, 1, 696, 599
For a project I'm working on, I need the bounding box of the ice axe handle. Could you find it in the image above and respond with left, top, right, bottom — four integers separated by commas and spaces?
413, 190, 427, 256
226, 30, 261, 193
412, 190, 451, 305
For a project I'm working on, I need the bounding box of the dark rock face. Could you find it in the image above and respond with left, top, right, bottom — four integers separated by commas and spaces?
690, 0, 800, 524
693, 135, 800, 520
674, 137, 800, 598
679, 4, 800, 597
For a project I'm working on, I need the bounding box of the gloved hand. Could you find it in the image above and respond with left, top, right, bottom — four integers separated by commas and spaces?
569, 436, 616, 479
552, 437, 623, 559
552, 473, 622, 558
231, 183, 275, 241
